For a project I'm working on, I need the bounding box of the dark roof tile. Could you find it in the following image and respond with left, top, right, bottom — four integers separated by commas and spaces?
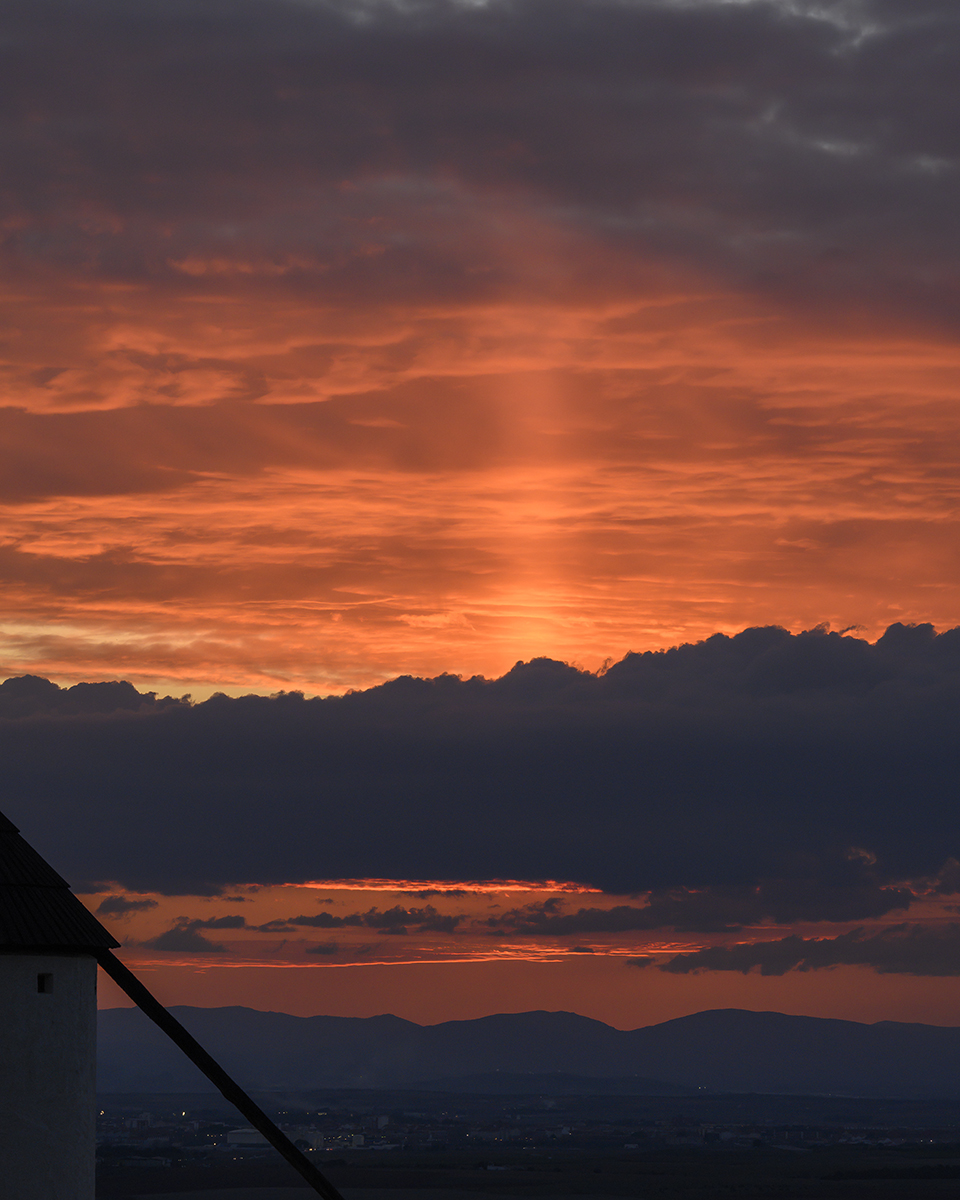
0, 813, 119, 950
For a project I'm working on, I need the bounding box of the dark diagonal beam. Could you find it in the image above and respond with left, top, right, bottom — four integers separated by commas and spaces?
96, 949, 346, 1200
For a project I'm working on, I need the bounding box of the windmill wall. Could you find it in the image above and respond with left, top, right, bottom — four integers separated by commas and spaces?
0, 951, 98, 1200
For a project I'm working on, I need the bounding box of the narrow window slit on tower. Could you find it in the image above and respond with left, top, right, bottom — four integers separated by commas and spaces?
37, 972, 53, 993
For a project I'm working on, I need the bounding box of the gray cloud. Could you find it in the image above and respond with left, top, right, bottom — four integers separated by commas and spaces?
0, 676, 182, 720
646, 923, 960, 977
191, 914, 247, 930
307, 941, 340, 955
141, 919, 226, 953
95, 894, 159, 918
0, 0, 957, 324
257, 905, 463, 936
488, 878, 914, 935
255, 913, 364, 933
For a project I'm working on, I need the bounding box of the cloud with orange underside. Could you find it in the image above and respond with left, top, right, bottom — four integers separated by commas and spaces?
80, 877, 960, 983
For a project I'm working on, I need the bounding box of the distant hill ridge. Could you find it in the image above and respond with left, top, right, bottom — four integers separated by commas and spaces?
97, 1006, 960, 1098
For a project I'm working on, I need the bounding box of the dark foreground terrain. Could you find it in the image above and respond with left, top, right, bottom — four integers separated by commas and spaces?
96, 1088, 960, 1200
97, 1144, 960, 1200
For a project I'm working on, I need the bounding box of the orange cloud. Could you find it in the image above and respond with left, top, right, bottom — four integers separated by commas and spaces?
3, 306, 960, 694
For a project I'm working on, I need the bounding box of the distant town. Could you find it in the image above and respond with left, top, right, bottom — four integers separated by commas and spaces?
95, 1087, 960, 1178
97, 1098, 960, 1166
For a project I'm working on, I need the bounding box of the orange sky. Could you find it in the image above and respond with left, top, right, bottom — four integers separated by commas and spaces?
4, 271, 960, 697
89, 880, 960, 1027
96, 952, 960, 1030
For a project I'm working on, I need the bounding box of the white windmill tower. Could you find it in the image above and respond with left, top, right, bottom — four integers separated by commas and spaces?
0, 809, 119, 1199
0, 809, 344, 1200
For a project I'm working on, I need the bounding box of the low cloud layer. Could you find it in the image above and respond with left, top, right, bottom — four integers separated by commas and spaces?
256, 905, 463, 935
141, 920, 226, 954
4, 624, 960, 908
647, 923, 960, 977
95, 894, 159, 919
0, 676, 181, 721
486, 879, 915, 935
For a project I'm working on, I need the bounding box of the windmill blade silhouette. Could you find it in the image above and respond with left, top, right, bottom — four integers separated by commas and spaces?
96, 950, 346, 1200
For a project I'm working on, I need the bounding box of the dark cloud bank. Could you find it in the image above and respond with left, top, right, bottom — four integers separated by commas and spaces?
3, 0, 959, 324
3, 623, 960, 906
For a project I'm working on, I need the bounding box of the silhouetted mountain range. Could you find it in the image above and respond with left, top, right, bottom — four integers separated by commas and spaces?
97, 1007, 960, 1098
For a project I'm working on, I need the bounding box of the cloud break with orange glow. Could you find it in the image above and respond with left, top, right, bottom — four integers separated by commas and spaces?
84, 874, 960, 1028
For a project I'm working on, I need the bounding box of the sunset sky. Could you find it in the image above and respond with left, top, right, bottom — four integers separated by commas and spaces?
4, 0, 960, 1030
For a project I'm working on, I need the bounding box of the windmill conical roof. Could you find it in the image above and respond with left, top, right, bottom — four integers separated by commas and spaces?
0, 810, 119, 951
